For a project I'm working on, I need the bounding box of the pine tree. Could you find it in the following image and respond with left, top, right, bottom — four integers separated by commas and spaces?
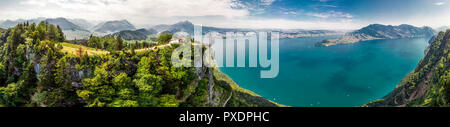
56, 25, 65, 42
18, 63, 37, 98
48, 25, 57, 41
117, 35, 124, 50
54, 57, 71, 90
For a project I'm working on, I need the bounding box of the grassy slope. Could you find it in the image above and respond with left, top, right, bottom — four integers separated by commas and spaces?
60, 43, 108, 56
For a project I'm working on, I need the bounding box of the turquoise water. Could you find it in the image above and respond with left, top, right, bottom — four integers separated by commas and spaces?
219, 36, 430, 107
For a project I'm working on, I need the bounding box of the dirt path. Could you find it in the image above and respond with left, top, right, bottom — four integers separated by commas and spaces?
222, 92, 232, 107
135, 44, 171, 52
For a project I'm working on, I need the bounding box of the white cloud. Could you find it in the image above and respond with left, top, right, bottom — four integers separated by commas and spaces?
260, 0, 276, 5
282, 11, 297, 15
190, 16, 361, 30
1, 0, 249, 23
307, 11, 353, 19
434, 2, 445, 6
320, 5, 337, 8
0, 0, 361, 30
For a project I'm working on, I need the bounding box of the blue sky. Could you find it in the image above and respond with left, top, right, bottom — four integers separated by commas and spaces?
238, 0, 450, 28
0, 0, 449, 30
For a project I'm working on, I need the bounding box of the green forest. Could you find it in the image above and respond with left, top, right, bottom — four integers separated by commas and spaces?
366, 30, 450, 107
0, 22, 279, 107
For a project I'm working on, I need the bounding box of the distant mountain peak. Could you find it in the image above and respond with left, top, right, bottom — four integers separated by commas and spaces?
104, 19, 132, 24
110, 28, 158, 40
148, 20, 194, 35
92, 20, 136, 34
175, 20, 193, 25
45, 17, 88, 31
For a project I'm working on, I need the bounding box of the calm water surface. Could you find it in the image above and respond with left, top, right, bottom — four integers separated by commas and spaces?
219, 36, 430, 107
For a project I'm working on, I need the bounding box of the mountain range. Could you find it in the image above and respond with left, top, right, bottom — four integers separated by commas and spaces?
0, 17, 350, 41
0, 17, 46, 28
67, 18, 95, 30
45, 18, 88, 31
145, 20, 343, 40
0, 18, 137, 40
316, 24, 436, 46
4, 17, 439, 43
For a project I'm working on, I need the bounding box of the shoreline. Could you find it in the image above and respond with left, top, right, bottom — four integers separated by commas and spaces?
213, 67, 288, 107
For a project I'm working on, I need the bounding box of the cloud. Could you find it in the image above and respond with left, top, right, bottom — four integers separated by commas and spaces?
319, 4, 337, 8
434, 2, 445, 6
260, 0, 276, 5
189, 16, 361, 30
307, 11, 353, 19
1, 0, 248, 22
0, 0, 361, 30
282, 11, 297, 15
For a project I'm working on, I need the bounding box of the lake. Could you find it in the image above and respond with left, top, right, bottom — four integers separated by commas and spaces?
219, 36, 430, 107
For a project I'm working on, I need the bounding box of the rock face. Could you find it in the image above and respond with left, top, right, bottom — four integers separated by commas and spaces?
92, 20, 136, 34
366, 30, 450, 107
316, 24, 436, 46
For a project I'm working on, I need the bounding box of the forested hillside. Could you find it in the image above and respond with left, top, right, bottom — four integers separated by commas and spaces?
366, 30, 450, 107
0, 22, 279, 107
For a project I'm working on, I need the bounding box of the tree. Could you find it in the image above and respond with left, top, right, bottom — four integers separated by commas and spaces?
117, 35, 124, 50
134, 74, 163, 95
158, 94, 179, 107
0, 82, 20, 106
54, 57, 72, 90
88, 35, 99, 49
37, 21, 48, 41
108, 99, 138, 107
77, 65, 115, 107
48, 24, 57, 41
133, 57, 165, 106
18, 63, 37, 98
157, 34, 173, 45
112, 73, 132, 89
0, 63, 6, 84
6, 25, 26, 82
38, 48, 57, 88
130, 45, 136, 56
76, 45, 85, 59
112, 72, 136, 102
56, 25, 65, 42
